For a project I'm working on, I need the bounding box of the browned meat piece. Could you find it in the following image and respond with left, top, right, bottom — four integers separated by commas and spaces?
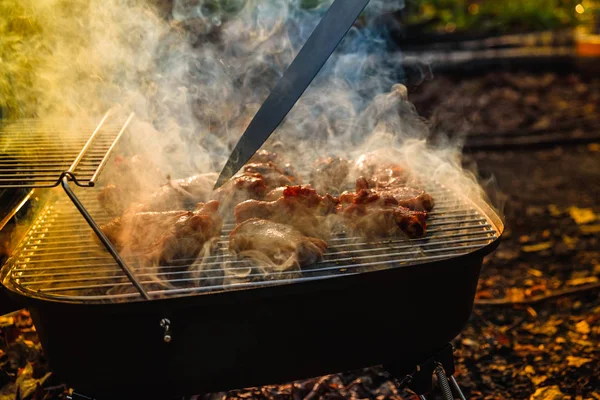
337, 189, 428, 238
310, 157, 350, 194
249, 150, 299, 179
98, 173, 216, 217
355, 177, 434, 212
97, 184, 128, 217
229, 218, 327, 273
249, 150, 279, 164
265, 186, 286, 201
100, 201, 222, 264
234, 185, 339, 238
243, 161, 299, 189
97, 155, 166, 216
211, 172, 269, 213
130, 174, 217, 213
354, 152, 409, 188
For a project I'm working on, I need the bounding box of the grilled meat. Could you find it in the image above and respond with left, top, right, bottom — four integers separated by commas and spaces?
229, 218, 327, 272
355, 177, 434, 212
131, 174, 217, 213
211, 172, 268, 213
354, 152, 409, 188
234, 185, 339, 238
98, 173, 217, 217
242, 161, 298, 189
338, 189, 428, 238
310, 156, 350, 194
100, 201, 222, 264
249, 150, 299, 179
212, 159, 300, 214
249, 150, 279, 164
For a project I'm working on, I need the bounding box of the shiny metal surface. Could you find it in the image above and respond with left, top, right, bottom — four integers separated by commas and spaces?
0, 112, 134, 188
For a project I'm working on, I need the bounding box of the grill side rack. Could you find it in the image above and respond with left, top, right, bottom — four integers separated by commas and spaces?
0, 111, 149, 299
0, 111, 134, 189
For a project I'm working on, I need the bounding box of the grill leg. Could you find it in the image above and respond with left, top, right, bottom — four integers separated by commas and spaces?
387, 343, 467, 399
450, 376, 467, 400
435, 364, 454, 400
66, 392, 96, 400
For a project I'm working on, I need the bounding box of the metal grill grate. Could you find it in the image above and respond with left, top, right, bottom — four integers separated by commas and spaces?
4, 185, 499, 303
0, 112, 134, 189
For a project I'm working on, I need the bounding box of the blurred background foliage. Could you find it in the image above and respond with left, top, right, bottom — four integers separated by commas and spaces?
0, 0, 46, 120
0, 0, 593, 120
401, 0, 582, 34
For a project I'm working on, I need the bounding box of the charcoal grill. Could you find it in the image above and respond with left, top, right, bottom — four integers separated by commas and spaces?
0, 112, 503, 399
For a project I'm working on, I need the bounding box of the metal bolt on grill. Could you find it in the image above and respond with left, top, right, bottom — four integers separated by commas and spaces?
3, 184, 498, 303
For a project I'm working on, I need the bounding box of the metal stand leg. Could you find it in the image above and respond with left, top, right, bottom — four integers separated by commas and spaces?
66, 392, 96, 400
450, 376, 467, 400
435, 364, 455, 400
387, 344, 468, 400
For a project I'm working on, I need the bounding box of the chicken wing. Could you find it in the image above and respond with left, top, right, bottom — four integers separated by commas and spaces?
229, 218, 327, 273
100, 201, 222, 264
355, 177, 435, 212
234, 185, 339, 238
338, 189, 428, 238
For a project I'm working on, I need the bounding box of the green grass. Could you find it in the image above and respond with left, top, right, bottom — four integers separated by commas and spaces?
404, 0, 581, 34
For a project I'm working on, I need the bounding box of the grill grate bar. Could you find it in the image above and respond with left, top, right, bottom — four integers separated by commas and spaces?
18, 245, 485, 292
0, 112, 134, 188
5, 179, 499, 302
14, 235, 496, 281
14, 230, 496, 270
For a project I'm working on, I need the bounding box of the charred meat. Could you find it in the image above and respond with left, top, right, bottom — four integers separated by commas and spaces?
310, 157, 350, 194
338, 189, 428, 238
234, 185, 339, 238
242, 161, 298, 189
355, 177, 434, 212
229, 218, 327, 272
100, 201, 222, 264
99, 173, 217, 217
211, 172, 269, 212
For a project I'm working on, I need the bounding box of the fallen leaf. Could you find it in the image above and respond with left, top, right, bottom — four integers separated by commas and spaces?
588, 143, 600, 152
524, 365, 536, 375
542, 229, 551, 238
522, 242, 553, 253
568, 207, 596, 225
566, 276, 599, 286
530, 386, 564, 400
526, 306, 538, 318
520, 235, 531, 243
575, 320, 590, 335
528, 268, 544, 277
531, 375, 548, 386
548, 204, 562, 217
581, 224, 600, 234
562, 235, 577, 248
566, 356, 592, 367
591, 392, 600, 400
